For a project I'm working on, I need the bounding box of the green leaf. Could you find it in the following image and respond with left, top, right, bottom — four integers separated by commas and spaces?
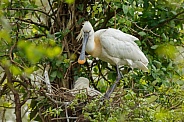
151, 45, 159, 49
56, 60, 63, 66
123, 5, 129, 15
57, 71, 63, 78
107, 71, 116, 81
162, 33, 167, 40
138, 31, 146, 36
50, 71, 57, 78
30, 108, 38, 120
0, 30, 11, 43
10, 65, 22, 75
65, 0, 74, 4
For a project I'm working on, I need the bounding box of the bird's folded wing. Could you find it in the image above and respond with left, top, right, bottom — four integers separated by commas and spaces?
99, 29, 148, 65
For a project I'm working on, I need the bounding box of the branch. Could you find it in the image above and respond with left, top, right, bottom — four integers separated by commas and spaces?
15, 18, 49, 30
47, 0, 57, 21
97, 62, 109, 83
0, 73, 6, 85
0, 106, 15, 109
42, 90, 63, 105
12, 80, 30, 106
6, 8, 55, 20
169, 101, 183, 110
100, 4, 122, 29
9, 36, 25, 70
3, 66, 22, 122
132, 22, 161, 37
150, 10, 184, 30
85, 60, 98, 90
23, 34, 46, 40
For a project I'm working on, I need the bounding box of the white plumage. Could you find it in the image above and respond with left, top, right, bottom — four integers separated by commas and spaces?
73, 77, 102, 97
77, 21, 149, 99
95, 28, 148, 71
78, 21, 148, 71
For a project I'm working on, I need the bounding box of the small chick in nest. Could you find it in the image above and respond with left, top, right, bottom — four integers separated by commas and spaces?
73, 77, 102, 97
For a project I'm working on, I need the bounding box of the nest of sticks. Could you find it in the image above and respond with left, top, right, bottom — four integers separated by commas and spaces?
37, 85, 99, 122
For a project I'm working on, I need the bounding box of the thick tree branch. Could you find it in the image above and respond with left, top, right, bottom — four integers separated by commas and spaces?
3, 66, 22, 122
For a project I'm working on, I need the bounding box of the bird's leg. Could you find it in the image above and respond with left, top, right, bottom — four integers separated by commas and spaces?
103, 65, 122, 99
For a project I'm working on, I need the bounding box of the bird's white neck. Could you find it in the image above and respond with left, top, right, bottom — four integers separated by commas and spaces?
86, 32, 95, 54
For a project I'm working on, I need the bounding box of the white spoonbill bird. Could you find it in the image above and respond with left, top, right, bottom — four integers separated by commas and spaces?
77, 21, 149, 99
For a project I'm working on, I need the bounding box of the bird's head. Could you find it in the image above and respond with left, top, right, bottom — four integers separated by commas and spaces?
82, 21, 94, 34
77, 21, 94, 64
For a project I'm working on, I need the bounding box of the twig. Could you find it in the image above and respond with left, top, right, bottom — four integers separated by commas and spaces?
6, 8, 55, 20
42, 90, 63, 105
0, 73, 6, 85
9, 23, 25, 70
133, 22, 161, 37
38, 106, 45, 122
64, 62, 77, 79
97, 61, 110, 83
65, 102, 70, 122
0, 106, 15, 109
23, 34, 46, 40
150, 10, 184, 30
169, 101, 183, 110
51, 117, 78, 120
143, 92, 158, 98
15, 18, 49, 30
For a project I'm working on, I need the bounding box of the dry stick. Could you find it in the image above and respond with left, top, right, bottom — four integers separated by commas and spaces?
65, 103, 70, 122
42, 90, 63, 105
38, 107, 45, 122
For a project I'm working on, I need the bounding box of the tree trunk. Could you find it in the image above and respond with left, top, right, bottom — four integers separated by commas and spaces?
14, 93, 22, 122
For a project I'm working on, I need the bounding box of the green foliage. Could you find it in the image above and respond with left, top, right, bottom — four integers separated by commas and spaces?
82, 86, 184, 121
0, 0, 184, 121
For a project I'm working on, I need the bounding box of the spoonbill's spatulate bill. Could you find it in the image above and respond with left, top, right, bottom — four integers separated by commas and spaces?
77, 21, 149, 99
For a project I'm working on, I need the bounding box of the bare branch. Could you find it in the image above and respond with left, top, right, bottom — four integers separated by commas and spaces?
15, 18, 49, 30
132, 22, 161, 37
6, 8, 55, 20
150, 10, 184, 30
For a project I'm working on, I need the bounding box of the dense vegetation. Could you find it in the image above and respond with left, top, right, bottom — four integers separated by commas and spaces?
0, 0, 183, 121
